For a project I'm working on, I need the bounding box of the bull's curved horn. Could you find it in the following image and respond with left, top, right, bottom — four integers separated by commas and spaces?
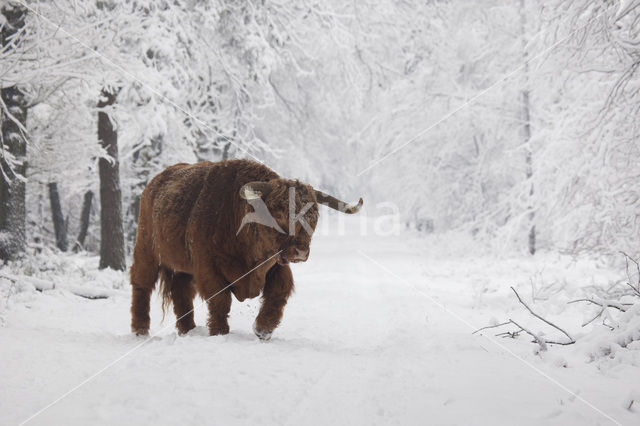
239, 181, 274, 200
314, 190, 363, 214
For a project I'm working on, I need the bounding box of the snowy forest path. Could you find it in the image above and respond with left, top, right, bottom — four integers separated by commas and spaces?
0, 217, 637, 425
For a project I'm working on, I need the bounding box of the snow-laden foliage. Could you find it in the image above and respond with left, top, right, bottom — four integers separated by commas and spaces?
0, 0, 638, 255
581, 304, 640, 366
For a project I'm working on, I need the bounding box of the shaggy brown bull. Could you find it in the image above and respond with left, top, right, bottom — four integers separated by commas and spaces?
130, 159, 362, 340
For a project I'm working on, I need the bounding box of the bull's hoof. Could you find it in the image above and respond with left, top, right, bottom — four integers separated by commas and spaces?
208, 325, 230, 336
253, 321, 273, 341
177, 326, 195, 336
131, 317, 150, 336
176, 320, 196, 336
132, 327, 149, 336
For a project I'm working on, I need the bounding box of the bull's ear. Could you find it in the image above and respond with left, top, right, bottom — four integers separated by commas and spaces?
239, 181, 274, 200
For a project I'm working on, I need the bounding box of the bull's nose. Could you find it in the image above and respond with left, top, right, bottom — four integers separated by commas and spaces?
295, 248, 309, 261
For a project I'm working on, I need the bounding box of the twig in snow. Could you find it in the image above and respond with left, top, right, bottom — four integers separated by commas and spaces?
495, 330, 522, 339
511, 287, 575, 344
620, 251, 640, 297
568, 297, 632, 328
568, 298, 631, 312
508, 318, 574, 348
472, 321, 511, 334
473, 289, 575, 348
473, 318, 573, 349
508, 318, 548, 351
580, 306, 606, 328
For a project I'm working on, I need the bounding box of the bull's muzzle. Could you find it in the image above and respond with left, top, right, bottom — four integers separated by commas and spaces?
279, 248, 309, 265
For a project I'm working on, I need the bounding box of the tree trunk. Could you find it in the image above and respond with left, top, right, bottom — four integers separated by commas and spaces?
0, 4, 28, 262
73, 190, 93, 252
128, 135, 162, 248
520, 0, 535, 255
222, 141, 231, 160
98, 89, 125, 270
48, 182, 68, 251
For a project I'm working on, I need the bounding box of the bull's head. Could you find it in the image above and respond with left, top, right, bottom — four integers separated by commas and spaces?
239, 179, 363, 265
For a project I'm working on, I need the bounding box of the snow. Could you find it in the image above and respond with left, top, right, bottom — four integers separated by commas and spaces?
616, 0, 640, 20
1, 216, 639, 425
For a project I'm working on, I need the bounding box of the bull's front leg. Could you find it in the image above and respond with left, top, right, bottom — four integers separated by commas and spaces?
254, 264, 294, 341
195, 266, 232, 336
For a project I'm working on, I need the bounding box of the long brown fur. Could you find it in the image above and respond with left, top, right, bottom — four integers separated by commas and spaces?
129, 159, 319, 338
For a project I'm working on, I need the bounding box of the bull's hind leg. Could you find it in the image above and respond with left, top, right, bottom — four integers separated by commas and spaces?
130, 248, 159, 336
254, 264, 294, 341
195, 267, 232, 336
169, 272, 196, 335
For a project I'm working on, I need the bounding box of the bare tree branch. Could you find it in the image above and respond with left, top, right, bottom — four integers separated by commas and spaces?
508, 318, 548, 351
568, 298, 632, 312
511, 286, 575, 344
581, 306, 606, 327
472, 321, 511, 334
620, 251, 640, 297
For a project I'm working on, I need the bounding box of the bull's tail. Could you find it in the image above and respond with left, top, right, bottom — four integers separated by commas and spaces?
157, 267, 195, 322
158, 267, 174, 321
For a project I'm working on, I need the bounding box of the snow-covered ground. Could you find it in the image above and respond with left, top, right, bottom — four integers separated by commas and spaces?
1, 215, 639, 425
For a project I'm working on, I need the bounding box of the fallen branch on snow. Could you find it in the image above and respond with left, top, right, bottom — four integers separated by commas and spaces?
567, 297, 633, 328
473, 287, 575, 350
475, 252, 640, 352
568, 297, 631, 312
510, 286, 575, 345
0, 272, 54, 291
0, 273, 111, 300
